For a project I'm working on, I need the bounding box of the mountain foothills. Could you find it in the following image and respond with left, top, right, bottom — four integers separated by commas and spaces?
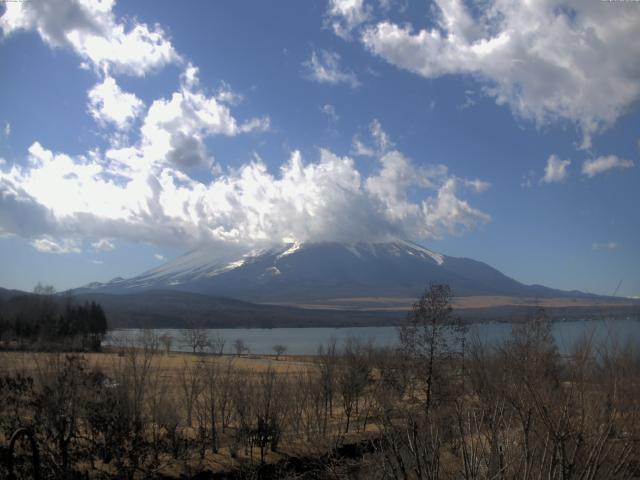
57, 241, 638, 327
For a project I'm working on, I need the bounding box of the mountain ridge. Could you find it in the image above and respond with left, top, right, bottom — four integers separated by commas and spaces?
74, 240, 599, 304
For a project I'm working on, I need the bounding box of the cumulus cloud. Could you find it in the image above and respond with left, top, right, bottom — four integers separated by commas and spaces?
351, 137, 375, 157
422, 178, 491, 236
31, 236, 80, 254
360, 0, 640, 148
326, 0, 371, 39
88, 75, 144, 130
0, 124, 490, 251
582, 155, 634, 178
92, 238, 115, 251
464, 179, 491, 193
216, 81, 244, 106
370, 119, 392, 152
303, 49, 360, 88
122, 63, 269, 171
0, 0, 180, 76
154, 253, 166, 261
542, 154, 571, 184
351, 119, 394, 158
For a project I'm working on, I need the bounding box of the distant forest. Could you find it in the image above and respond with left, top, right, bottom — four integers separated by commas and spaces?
0, 284, 108, 351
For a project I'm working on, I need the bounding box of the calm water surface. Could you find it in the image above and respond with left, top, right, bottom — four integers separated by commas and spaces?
104, 318, 640, 355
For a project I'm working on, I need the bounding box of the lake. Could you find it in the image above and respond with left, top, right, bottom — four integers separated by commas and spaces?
104, 317, 640, 355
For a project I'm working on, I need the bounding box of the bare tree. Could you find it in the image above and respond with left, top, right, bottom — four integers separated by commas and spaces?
33, 283, 56, 295
316, 337, 338, 437
180, 324, 210, 354
233, 338, 248, 356
179, 359, 203, 427
338, 337, 370, 433
400, 283, 454, 414
159, 333, 173, 355
272, 344, 287, 360
208, 331, 225, 356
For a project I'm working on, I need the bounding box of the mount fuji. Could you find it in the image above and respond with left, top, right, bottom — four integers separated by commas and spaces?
77, 240, 592, 306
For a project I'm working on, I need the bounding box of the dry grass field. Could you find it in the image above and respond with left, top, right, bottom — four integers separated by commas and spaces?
278, 295, 639, 311
0, 349, 314, 377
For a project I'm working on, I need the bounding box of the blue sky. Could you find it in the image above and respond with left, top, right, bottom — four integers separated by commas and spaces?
0, 0, 638, 297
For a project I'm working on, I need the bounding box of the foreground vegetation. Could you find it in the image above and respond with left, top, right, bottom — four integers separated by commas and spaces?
1, 285, 639, 479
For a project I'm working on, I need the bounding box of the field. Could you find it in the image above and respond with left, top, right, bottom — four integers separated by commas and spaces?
1, 298, 640, 479
282, 295, 640, 310
0, 349, 314, 377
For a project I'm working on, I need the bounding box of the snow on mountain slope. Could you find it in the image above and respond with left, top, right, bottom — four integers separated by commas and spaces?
78, 240, 586, 302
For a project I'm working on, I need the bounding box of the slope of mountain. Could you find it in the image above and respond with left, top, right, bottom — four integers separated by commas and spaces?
76, 240, 596, 304
0, 286, 28, 301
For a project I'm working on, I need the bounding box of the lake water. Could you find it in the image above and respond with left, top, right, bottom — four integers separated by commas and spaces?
104, 317, 640, 355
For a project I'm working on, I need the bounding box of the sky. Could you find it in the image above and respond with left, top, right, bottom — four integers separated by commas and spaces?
0, 0, 638, 297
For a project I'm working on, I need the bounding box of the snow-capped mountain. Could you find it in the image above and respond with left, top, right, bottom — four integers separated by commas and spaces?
78, 240, 587, 304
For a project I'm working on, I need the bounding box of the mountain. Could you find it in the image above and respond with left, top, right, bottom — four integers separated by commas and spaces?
76, 240, 595, 304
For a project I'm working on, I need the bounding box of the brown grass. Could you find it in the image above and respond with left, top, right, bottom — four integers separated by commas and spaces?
268, 295, 638, 311
0, 349, 315, 378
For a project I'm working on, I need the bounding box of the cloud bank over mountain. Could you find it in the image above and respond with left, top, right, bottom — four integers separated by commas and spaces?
0, 124, 490, 252
0, 0, 492, 254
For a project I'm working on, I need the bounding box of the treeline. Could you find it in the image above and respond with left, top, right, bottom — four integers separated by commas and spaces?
0, 285, 639, 479
0, 285, 108, 351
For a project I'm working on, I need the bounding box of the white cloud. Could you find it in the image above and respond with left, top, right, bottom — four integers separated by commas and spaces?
216, 81, 244, 106
378, 0, 407, 14
31, 236, 80, 254
422, 177, 491, 237
154, 253, 166, 261
321, 104, 339, 122
131, 64, 269, 170
92, 238, 115, 251
351, 137, 375, 157
88, 75, 144, 130
364, 149, 439, 225
326, 0, 371, 39
0, 0, 180, 76
90, 259, 104, 265
361, 1, 640, 148
4, 122, 10, 137
370, 119, 392, 152
0, 127, 490, 250
351, 119, 393, 157
582, 155, 634, 178
592, 241, 620, 251
542, 154, 571, 184
464, 179, 491, 193
303, 49, 360, 88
